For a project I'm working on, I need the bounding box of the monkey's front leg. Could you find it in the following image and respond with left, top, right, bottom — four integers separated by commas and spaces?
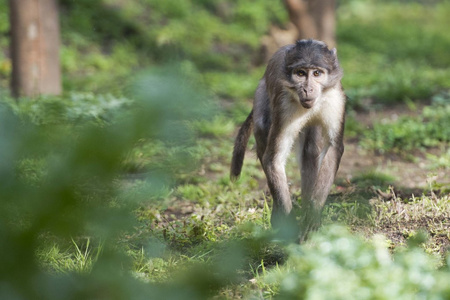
261, 124, 297, 233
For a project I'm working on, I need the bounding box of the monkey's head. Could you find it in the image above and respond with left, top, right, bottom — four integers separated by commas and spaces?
284, 39, 343, 109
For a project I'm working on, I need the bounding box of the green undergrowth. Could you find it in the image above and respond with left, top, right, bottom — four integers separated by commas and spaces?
2, 0, 450, 105
360, 97, 450, 154
259, 225, 450, 300
2, 86, 450, 298
1, 0, 450, 299
339, 0, 450, 106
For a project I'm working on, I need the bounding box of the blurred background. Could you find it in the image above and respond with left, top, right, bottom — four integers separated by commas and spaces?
0, 0, 449, 299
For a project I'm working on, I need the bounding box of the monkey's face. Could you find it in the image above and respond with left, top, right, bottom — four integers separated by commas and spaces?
291, 68, 328, 109
283, 40, 343, 109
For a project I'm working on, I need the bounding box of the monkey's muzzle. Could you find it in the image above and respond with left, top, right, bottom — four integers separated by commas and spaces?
300, 98, 315, 109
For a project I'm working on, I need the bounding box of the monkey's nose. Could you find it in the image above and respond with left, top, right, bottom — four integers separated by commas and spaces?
303, 87, 313, 95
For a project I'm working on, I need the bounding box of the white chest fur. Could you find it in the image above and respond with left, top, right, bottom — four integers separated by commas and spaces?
276, 86, 345, 168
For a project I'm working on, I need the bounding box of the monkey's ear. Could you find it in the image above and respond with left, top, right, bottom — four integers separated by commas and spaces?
330, 48, 337, 57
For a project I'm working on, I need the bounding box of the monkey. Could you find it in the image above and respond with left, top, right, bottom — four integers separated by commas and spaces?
230, 39, 345, 242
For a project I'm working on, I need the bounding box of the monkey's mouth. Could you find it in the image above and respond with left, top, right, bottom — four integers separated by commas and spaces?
300, 99, 315, 109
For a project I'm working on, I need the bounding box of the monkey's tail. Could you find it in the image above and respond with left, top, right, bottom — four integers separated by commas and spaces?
230, 110, 254, 182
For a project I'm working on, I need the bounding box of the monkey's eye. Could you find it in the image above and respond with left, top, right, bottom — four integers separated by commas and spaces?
313, 70, 322, 77
295, 70, 307, 77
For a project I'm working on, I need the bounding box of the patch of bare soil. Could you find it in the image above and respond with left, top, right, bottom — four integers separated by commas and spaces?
337, 142, 448, 190
371, 218, 450, 256
338, 104, 449, 190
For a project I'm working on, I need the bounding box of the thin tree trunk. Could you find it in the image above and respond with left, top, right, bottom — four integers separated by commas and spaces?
310, 0, 336, 47
284, 0, 318, 40
283, 0, 336, 48
9, 0, 62, 98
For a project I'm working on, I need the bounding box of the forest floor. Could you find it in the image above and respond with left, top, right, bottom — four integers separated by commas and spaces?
151, 104, 450, 262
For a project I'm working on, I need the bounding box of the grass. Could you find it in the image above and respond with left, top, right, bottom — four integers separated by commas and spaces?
359, 101, 450, 154
1, 0, 450, 299
38, 239, 103, 274
5, 94, 450, 299
368, 192, 450, 257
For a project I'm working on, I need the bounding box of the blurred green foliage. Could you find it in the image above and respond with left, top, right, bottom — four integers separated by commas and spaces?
54, 0, 287, 96
0, 67, 220, 299
0, 0, 449, 299
266, 226, 450, 300
338, 0, 450, 104
2, 0, 450, 104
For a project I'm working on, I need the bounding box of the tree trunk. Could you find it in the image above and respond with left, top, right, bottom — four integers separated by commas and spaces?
283, 0, 336, 48
9, 0, 62, 98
